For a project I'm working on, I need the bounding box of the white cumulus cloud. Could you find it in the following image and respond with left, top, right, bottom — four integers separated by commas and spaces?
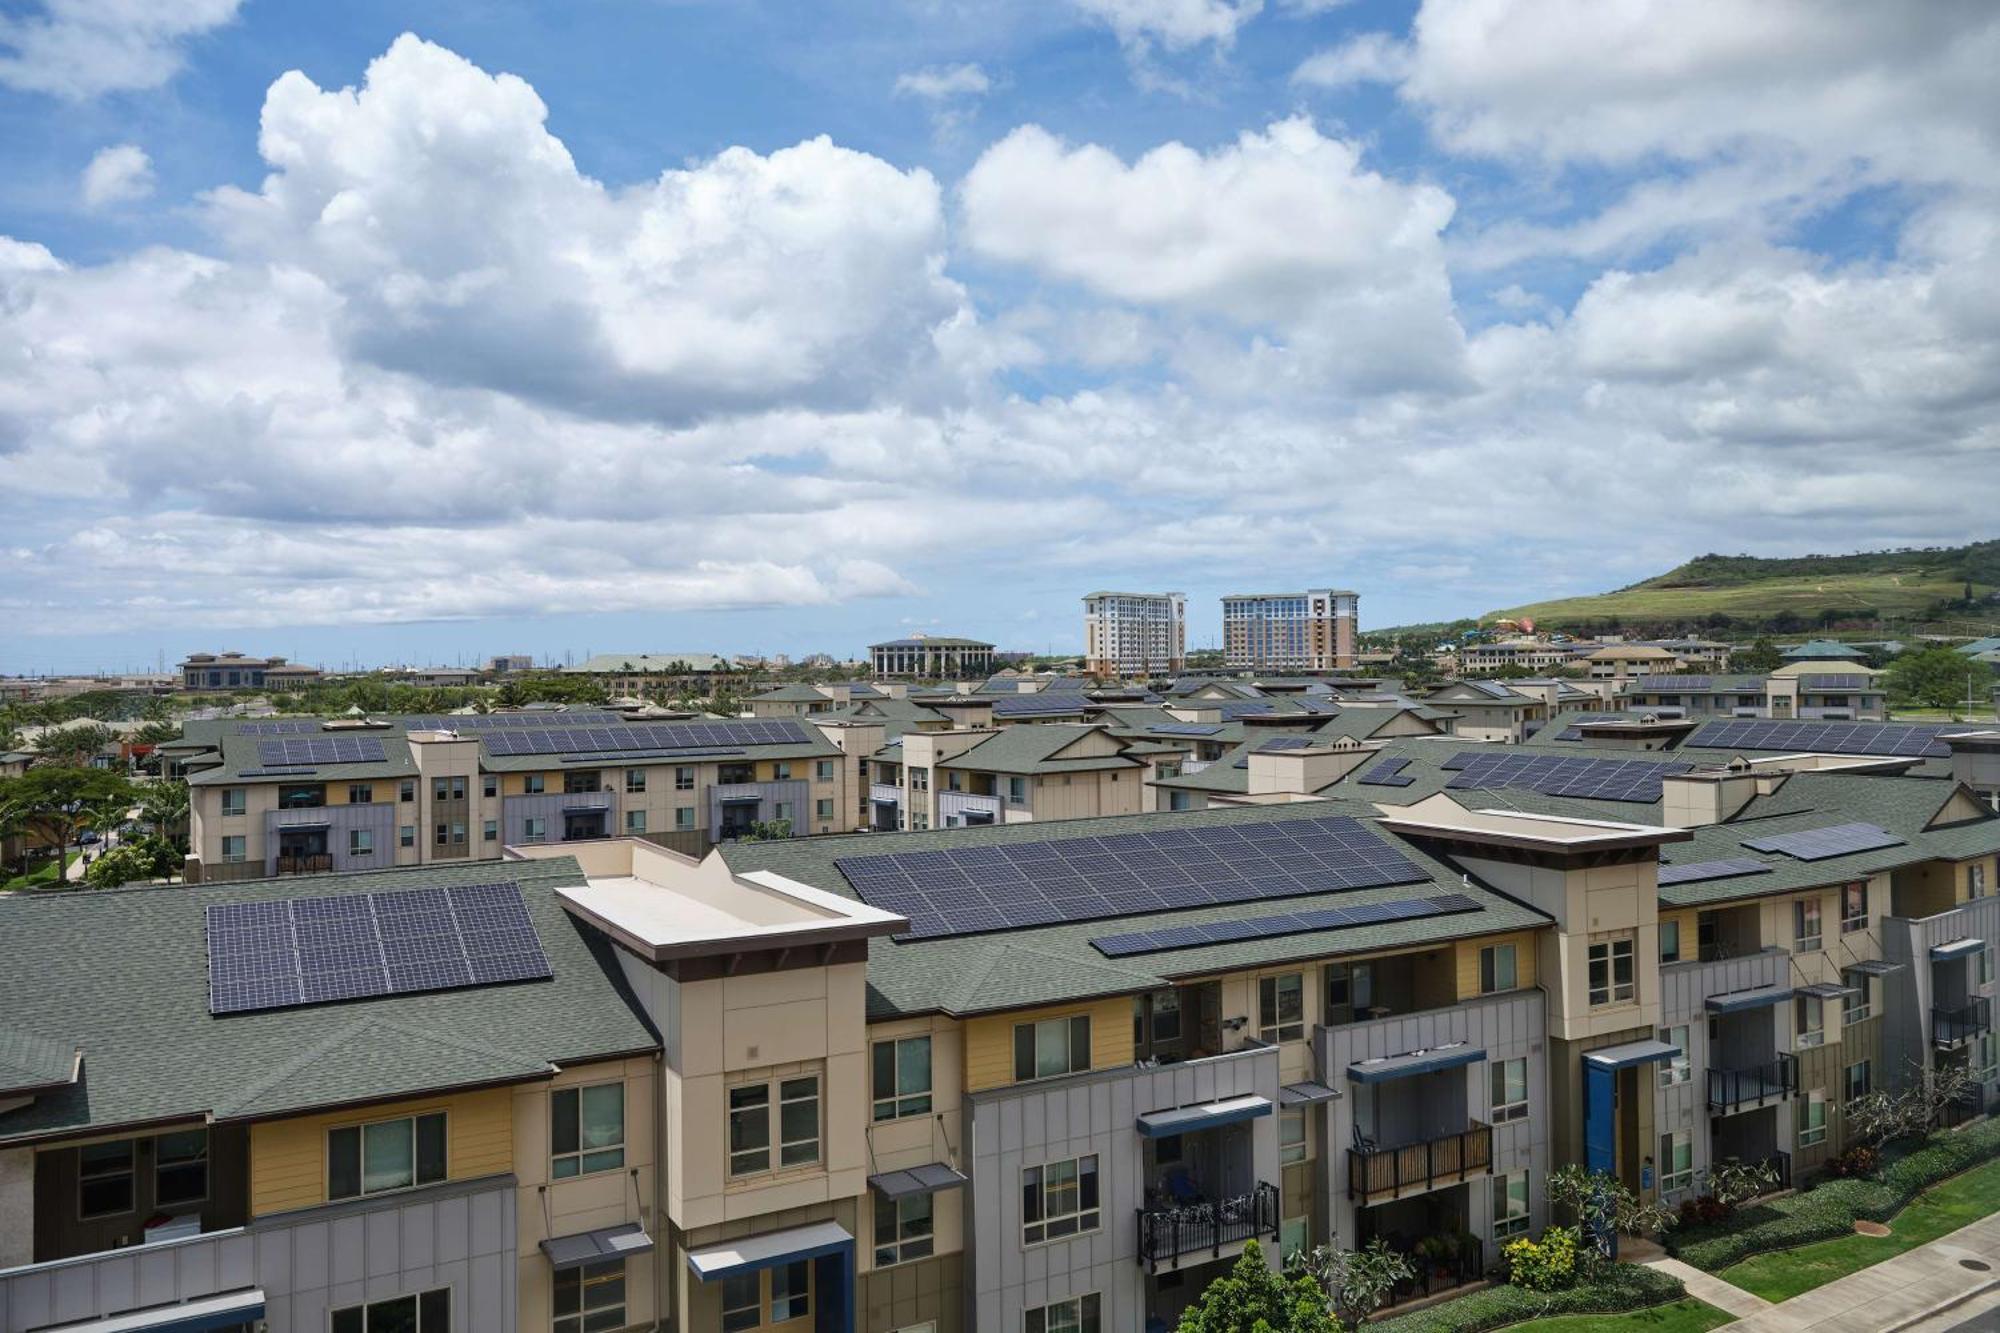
0, 0, 243, 99
79, 142, 153, 208
894, 63, 990, 99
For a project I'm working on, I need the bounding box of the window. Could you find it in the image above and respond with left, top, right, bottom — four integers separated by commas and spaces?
1841, 882, 1867, 933
1843, 970, 1872, 1023
1280, 1107, 1307, 1164
562, 771, 600, 796
398, 825, 415, 848
1588, 937, 1635, 1005
874, 1193, 934, 1266
816, 798, 834, 820
675, 767, 695, 791
483, 819, 498, 842
770, 1259, 810, 1322
1662, 1131, 1694, 1192
1980, 1032, 1999, 1082
625, 810, 647, 833
1022, 1154, 1100, 1244
910, 767, 930, 792
483, 775, 498, 799
1660, 1026, 1691, 1086
872, 1036, 932, 1121
1659, 919, 1682, 964
1480, 943, 1518, 994
1979, 948, 1996, 988
524, 774, 546, 795
435, 823, 450, 847
1796, 994, 1825, 1049
348, 783, 374, 805
780, 1076, 821, 1167
1845, 1060, 1871, 1103
433, 776, 467, 801
728, 1075, 821, 1176
220, 788, 246, 816
1492, 1170, 1530, 1238
154, 1129, 207, 1207
525, 817, 547, 842
1800, 1090, 1828, 1147
331, 1290, 450, 1333
220, 835, 246, 863
553, 1259, 624, 1333
78, 1140, 133, 1217
816, 760, 835, 781
1491, 1057, 1528, 1122
1970, 864, 1989, 898
329, 1111, 446, 1199
721, 1273, 761, 1332
349, 829, 373, 857
729, 1085, 770, 1176
625, 768, 647, 793
552, 1083, 624, 1178
675, 806, 695, 830
773, 802, 794, 825
1014, 1015, 1091, 1082
1259, 972, 1305, 1042
400, 779, 415, 803
1795, 898, 1823, 953
1025, 1294, 1101, 1333
1008, 776, 1027, 804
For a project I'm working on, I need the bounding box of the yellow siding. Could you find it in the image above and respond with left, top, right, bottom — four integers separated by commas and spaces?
248, 1086, 515, 1217
963, 996, 1133, 1092
1453, 931, 1540, 1000
1658, 908, 1696, 959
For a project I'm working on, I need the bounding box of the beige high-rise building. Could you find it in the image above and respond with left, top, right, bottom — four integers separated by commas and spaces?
1222, 589, 1359, 671
1082, 591, 1186, 678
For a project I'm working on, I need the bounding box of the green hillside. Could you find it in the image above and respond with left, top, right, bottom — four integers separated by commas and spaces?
1484, 541, 2000, 634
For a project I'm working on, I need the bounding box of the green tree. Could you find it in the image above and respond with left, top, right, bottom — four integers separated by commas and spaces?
0, 766, 136, 882
136, 778, 191, 855
1731, 637, 1783, 673
1546, 1164, 1675, 1276
33, 721, 119, 768
1176, 1241, 1337, 1333
1292, 1238, 1417, 1331
1886, 645, 1990, 711
83, 837, 178, 888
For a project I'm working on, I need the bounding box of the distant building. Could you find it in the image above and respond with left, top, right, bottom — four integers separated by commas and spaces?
1082, 591, 1186, 678
869, 634, 996, 680
559, 653, 749, 699
1222, 589, 1358, 671
486, 654, 536, 674
178, 652, 322, 691
1781, 639, 1868, 663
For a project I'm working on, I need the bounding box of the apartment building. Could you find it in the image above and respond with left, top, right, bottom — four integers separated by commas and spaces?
1457, 640, 1585, 675
868, 637, 997, 681
559, 655, 752, 701
870, 724, 1161, 831
178, 653, 323, 691
1222, 590, 1360, 672
171, 712, 860, 881
1082, 592, 1186, 679
1620, 668, 1890, 722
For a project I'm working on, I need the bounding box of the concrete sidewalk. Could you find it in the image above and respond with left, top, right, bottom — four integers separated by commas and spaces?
1716, 1211, 2000, 1332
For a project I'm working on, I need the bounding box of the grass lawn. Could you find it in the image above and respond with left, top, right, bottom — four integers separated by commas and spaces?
1, 858, 63, 892
1507, 1298, 1735, 1333
1721, 1156, 2000, 1302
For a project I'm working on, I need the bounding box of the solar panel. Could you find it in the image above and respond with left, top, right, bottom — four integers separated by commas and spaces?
1634, 676, 1712, 692
1740, 821, 1907, 862
1090, 893, 1481, 957
1357, 757, 1415, 787
1796, 674, 1871, 691
1687, 720, 1956, 759
256, 737, 388, 766
206, 881, 550, 1015
483, 719, 816, 756
1656, 858, 1773, 886
234, 720, 322, 734
403, 711, 624, 731
990, 694, 1090, 717
1151, 723, 1225, 736
1439, 751, 1691, 803
836, 814, 1432, 940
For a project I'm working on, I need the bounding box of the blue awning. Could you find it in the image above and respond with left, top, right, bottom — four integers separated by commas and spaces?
1137, 1093, 1272, 1137
686, 1220, 852, 1282
1931, 937, 1985, 961
1348, 1043, 1484, 1084
1585, 1038, 1681, 1070
56, 1290, 266, 1332
1707, 985, 1792, 1014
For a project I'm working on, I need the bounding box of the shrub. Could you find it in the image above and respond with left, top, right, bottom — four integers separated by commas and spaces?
1503, 1228, 1579, 1292
1676, 1194, 1728, 1227
1826, 1145, 1881, 1179
1371, 1264, 1685, 1333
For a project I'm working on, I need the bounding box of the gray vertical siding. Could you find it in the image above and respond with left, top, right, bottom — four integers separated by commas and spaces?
502, 790, 616, 845
1885, 897, 2000, 1100
0, 1173, 517, 1333
1660, 949, 1786, 1025
265, 803, 396, 875
706, 780, 810, 839
964, 1045, 1281, 1333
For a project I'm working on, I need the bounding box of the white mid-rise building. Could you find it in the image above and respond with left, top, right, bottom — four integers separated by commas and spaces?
1082, 591, 1186, 678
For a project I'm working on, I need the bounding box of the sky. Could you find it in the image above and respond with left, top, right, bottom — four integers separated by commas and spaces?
1, 0, 1995, 674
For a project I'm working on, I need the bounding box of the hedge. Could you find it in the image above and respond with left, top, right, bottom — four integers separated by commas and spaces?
1370, 1265, 1685, 1333
1672, 1117, 2000, 1272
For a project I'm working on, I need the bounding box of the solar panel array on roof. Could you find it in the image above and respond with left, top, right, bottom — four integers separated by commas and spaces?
1090, 892, 1480, 958
256, 736, 389, 766
404, 711, 624, 731
1230, 735, 1322, 768
1151, 722, 1225, 736
1634, 677, 1713, 692
1740, 821, 1906, 862
1214, 701, 1276, 719
836, 815, 1432, 940
1357, 756, 1415, 787
205, 881, 552, 1015
484, 719, 816, 756
235, 720, 322, 734
1687, 719, 1955, 758
1796, 674, 1872, 691
1656, 858, 1773, 886
1440, 750, 1691, 803
990, 694, 1090, 717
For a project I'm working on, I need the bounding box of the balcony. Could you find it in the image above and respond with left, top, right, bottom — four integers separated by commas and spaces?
1708, 1055, 1797, 1114
868, 783, 902, 806
1348, 1121, 1493, 1204
274, 853, 333, 875
1934, 999, 1991, 1050
1137, 1181, 1279, 1270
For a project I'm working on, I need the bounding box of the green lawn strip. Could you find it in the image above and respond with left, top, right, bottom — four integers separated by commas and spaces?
1, 859, 62, 892
1719, 1155, 2000, 1303
1505, 1298, 1735, 1333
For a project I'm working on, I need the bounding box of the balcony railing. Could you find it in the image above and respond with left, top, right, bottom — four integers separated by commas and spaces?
1136, 1181, 1279, 1270
1348, 1121, 1493, 1203
1708, 1055, 1796, 1113
1933, 999, 1992, 1050
274, 853, 333, 875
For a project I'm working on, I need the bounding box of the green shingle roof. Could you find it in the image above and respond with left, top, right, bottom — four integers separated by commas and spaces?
940, 726, 1146, 776
0, 1026, 76, 1094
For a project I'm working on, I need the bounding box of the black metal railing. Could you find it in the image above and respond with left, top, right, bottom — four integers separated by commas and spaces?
1937, 1086, 1985, 1129
1707, 1054, 1796, 1113
1136, 1182, 1280, 1269
1348, 1121, 1493, 1202
1933, 999, 1991, 1049
274, 854, 333, 875
1757, 1150, 1792, 1191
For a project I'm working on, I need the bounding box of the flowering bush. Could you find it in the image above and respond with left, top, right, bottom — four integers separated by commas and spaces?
1676, 1194, 1728, 1227
1827, 1145, 1881, 1179
1502, 1227, 1579, 1292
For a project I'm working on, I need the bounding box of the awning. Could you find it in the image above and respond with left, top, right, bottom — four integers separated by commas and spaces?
1796, 981, 1859, 1000
1348, 1043, 1484, 1085
541, 1222, 654, 1269
1707, 985, 1792, 1014
1277, 1080, 1339, 1106
1848, 959, 1904, 976
52, 1290, 266, 1333
868, 1161, 968, 1199
1585, 1038, 1681, 1070
1137, 1093, 1273, 1137
1931, 938, 1985, 961
685, 1220, 852, 1282
272, 819, 331, 829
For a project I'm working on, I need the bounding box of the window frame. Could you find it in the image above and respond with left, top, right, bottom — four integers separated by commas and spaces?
347, 783, 373, 805
1659, 918, 1681, 964
77, 1138, 135, 1219
154, 1128, 209, 1209
1800, 1090, 1828, 1147
624, 809, 647, 834
727, 1073, 823, 1178
220, 787, 246, 817
328, 1110, 447, 1200
219, 834, 247, 863
1280, 1106, 1308, 1164
551, 1081, 626, 1180
1661, 1130, 1694, 1192
624, 767, 647, 794
873, 1192, 935, 1268
1659, 1026, 1691, 1086
1842, 970, 1872, 1023
1796, 994, 1825, 1049
675, 766, 696, 791
1587, 936, 1635, 1006
1490, 1057, 1529, 1122
1022, 1153, 1101, 1246
1844, 1060, 1871, 1103
1025, 1294, 1101, 1333
1795, 898, 1823, 952
1013, 1015, 1092, 1083
553, 1258, 625, 1333
1492, 1169, 1530, 1238
871, 1035, 933, 1122
330, 1288, 450, 1333
770, 1258, 811, 1323
1840, 882, 1867, 933
1258, 971, 1305, 1042
1480, 943, 1518, 994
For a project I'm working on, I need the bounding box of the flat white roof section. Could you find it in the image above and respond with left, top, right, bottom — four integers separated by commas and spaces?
1373, 794, 1691, 853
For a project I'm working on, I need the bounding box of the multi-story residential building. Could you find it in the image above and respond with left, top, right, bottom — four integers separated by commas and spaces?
1457, 640, 1585, 675
559, 654, 751, 701
178, 652, 323, 691
868, 636, 997, 681
1780, 640, 1870, 664
488, 654, 538, 674
1222, 590, 1359, 672
170, 712, 861, 880
1620, 668, 1890, 721
1579, 645, 1686, 681
878, 723, 1160, 831
1082, 592, 1186, 679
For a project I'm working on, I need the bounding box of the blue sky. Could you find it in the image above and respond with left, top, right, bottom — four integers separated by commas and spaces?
1, 1, 1994, 673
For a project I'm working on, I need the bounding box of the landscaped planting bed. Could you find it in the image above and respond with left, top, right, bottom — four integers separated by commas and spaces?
1370, 1265, 1686, 1333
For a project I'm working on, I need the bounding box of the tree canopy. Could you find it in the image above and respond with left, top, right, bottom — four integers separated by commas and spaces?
1885, 645, 1991, 711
